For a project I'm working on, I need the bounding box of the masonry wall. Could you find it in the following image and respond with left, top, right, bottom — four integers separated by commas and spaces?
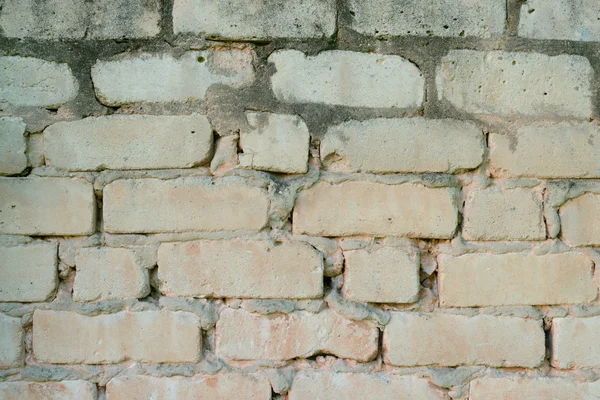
1, 0, 600, 399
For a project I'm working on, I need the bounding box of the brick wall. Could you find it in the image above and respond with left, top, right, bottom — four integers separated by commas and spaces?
1, 0, 600, 399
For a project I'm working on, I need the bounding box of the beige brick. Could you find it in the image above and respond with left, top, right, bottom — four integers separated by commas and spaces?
0, 314, 23, 369
0, 117, 27, 176
551, 316, 600, 368
438, 253, 596, 307
321, 118, 484, 173
103, 177, 268, 234
343, 246, 420, 303
383, 313, 544, 367
436, 50, 593, 119
0, 178, 95, 236
293, 181, 458, 238
462, 187, 545, 241
0, 381, 96, 400
269, 50, 424, 109
74, 247, 150, 302
289, 372, 447, 400
91, 50, 254, 106
0, 243, 57, 302
33, 310, 201, 364
560, 193, 600, 246
470, 376, 600, 400
106, 374, 271, 400
158, 240, 323, 299
216, 308, 378, 361
45, 114, 213, 171
239, 112, 310, 173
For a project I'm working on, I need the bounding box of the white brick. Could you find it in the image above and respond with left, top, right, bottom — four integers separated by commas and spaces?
103, 177, 268, 234
436, 50, 593, 119
552, 316, 600, 368
321, 118, 484, 173
0, 56, 78, 108
560, 193, 600, 246
383, 313, 544, 367
293, 181, 458, 238
0, 314, 23, 369
0, 381, 96, 400
91, 50, 255, 106
216, 308, 378, 361
158, 240, 323, 299
470, 377, 600, 400
343, 246, 420, 303
45, 114, 213, 171
0, 117, 27, 176
0, 243, 57, 302
33, 310, 201, 364
269, 50, 424, 109
173, 0, 336, 39
239, 112, 310, 173
438, 253, 596, 307
348, 0, 504, 38
74, 247, 150, 302
0, 178, 95, 236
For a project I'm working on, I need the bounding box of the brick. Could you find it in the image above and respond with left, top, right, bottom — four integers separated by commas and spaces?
0, 0, 160, 39
436, 50, 593, 119
490, 122, 600, 178
239, 112, 310, 173
293, 181, 458, 238
0, 178, 95, 236
0, 314, 23, 369
158, 240, 323, 299
552, 316, 600, 368
0, 117, 27, 176
462, 187, 545, 241
383, 313, 544, 367
269, 50, 424, 109
106, 374, 271, 400
438, 253, 596, 307
45, 114, 213, 171
0, 243, 57, 302
74, 247, 150, 302
519, 0, 600, 41
216, 308, 378, 361
348, 0, 504, 38
0, 381, 96, 400
321, 118, 484, 173
103, 177, 268, 234
560, 193, 600, 246
0, 56, 78, 108
173, 0, 336, 39
343, 246, 420, 303
33, 310, 201, 364
289, 372, 447, 400
91, 50, 255, 106
470, 376, 600, 400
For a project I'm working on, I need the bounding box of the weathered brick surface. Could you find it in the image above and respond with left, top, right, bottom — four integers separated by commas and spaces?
0, 117, 27, 176
0, 381, 96, 400
470, 377, 600, 400
560, 193, 600, 246
0, 314, 23, 369
552, 316, 600, 369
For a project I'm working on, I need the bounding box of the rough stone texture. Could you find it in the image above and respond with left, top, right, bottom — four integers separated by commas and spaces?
103, 177, 269, 233
552, 316, 600, 369
106, 374, 271, 400
321, 118, 484, 173
74, 247, 150, 302
44, 114, 213, 171
33, 310, 201, 364
0, 314, 23, 369
470, 377, 600, 400
519, 0, 600, 41
490, 122, 600, 178
0, 381, 96, 400
383, 313, 544, 367
560, 193, 600, 246
0, 178, 95, 236
289, 372, 447, 400
436, 50, 593, 119
0, 243, 57, 302
216, 308, 379, 361
348, 0, 505, 38
0, 56, 79, 108
343, 246, 420, 304
293, 181, 458, 238
158, 240, 323, 299
462, 187, 545, 241
173, 0, 336, 39
0, 117, 27, 176
269, 50, 424, 109
438, 253, 596, 307
92, 50, 255, 106
239, 112, 310, 173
